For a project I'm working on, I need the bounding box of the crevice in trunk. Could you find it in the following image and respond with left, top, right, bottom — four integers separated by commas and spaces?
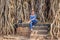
44, 0, 50, 22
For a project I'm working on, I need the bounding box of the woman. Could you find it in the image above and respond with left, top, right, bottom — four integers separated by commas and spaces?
28, 9, 38, 30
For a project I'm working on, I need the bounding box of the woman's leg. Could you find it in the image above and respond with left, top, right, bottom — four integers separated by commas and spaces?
29, 22, 33, 30
32, 19, 38, 25
29, 19, 38, 30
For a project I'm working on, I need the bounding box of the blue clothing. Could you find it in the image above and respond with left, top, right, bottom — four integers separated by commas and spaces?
29, 14, 38, 29
30, 14, 36, 21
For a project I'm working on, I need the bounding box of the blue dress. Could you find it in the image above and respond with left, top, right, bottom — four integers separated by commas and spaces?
29, 14, 38, 29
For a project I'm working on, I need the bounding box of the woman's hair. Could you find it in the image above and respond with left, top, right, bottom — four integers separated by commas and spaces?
32, 8, 34, 11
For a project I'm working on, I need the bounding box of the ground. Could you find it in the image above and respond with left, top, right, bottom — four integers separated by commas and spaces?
0, 34, 58, 40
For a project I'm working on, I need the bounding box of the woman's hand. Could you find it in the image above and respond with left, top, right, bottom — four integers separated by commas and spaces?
28, 20, 31, 23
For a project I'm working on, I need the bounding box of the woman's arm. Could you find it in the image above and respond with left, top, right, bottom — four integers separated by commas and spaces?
30, 15, 36, 21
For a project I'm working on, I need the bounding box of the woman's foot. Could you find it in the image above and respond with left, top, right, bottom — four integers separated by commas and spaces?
31, 29, 33, 31
33, 26, 35, 28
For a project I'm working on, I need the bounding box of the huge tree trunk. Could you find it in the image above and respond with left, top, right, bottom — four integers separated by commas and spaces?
0, 0, 60, 36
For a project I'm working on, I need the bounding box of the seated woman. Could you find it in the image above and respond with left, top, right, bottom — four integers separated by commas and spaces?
28, 9, 38, 30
